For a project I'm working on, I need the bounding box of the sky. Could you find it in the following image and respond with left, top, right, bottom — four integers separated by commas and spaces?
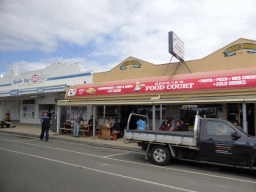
0, 0, 256, 77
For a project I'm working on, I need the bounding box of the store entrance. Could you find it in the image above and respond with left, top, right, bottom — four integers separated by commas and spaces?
246, 104, 254, 136
120, 105, 137, 130
227, 103, 255, 136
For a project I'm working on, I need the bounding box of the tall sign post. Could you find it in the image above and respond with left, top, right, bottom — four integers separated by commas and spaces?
168, 31, 190, 74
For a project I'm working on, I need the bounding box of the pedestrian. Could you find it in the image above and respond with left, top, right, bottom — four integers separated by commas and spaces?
105, 117, 112, 128
6, 110, 11, 117
137, 117, 146, 130
88, 115, 97, 126
233, 120, 243, 131
47, 109, 52, 120
112, 117, 120, 133
2, 114, 16, 128
176, 120, 189, 131
74, 113, 83, 137
40, 112, 51, 141
88, 115, 93, 124
159, 120, 170, 131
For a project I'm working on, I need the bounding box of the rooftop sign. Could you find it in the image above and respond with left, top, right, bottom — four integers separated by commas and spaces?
168, 31, 184, 61
120, 60, 141, 70
223, 43, 256, 57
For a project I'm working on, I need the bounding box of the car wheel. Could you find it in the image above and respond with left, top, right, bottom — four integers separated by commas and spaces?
149, 145, 171, 166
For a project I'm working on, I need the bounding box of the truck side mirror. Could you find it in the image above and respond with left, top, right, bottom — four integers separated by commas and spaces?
231, 131, 241, 140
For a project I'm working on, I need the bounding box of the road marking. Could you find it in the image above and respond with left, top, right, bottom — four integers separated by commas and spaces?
102, 152, 130, 158
0, 147, 197, 192
1, 138, 256, 184
0, 132, 144, 154
0, 138, 103, 158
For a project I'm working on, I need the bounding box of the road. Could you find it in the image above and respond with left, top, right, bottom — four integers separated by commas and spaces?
0, 133, 255, 192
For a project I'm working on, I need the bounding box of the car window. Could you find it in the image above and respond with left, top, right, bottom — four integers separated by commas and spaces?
206, 121, 234, 136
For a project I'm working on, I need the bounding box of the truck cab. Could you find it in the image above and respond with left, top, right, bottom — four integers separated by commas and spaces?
199, 117, 256, 167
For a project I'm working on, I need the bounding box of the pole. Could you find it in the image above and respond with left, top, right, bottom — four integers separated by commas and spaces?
57, 105, 61, 135
103, 105, 106, 123
93, 105, 96, 137
153, 105, 156, 130
160, 105, 162, 125
243, 103, 248, 133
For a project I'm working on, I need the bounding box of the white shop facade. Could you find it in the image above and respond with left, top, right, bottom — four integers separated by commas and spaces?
0, 62, 93, 126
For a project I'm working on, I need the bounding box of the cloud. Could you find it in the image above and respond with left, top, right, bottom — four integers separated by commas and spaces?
6, 57, 112, 75
1, 0, 256, 72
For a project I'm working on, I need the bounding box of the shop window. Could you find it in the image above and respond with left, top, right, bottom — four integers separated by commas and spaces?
23, 99, 35, 104
70, 106, 87, 122
180, 104, 223, 126
39, 104, 55, 119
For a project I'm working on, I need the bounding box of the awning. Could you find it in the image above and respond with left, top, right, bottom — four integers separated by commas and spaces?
58, 94, 256, 106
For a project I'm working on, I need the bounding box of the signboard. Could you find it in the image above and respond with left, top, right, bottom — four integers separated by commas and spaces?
10, 89, 19, 96
223, 43, 256, 57
23, 105, 35, 119
120, 60, 141, 70
13, 74, 40, 85
169, 31, 184, 61
31, 74, 39, 82
67, 73, 256, 97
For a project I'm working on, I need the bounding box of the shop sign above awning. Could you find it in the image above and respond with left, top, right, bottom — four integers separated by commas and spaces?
66, 73, 256, 98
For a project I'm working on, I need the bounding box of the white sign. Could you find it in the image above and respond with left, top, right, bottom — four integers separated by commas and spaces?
169, 31, 184, 61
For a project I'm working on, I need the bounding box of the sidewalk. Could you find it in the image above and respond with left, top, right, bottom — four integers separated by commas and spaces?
0, 123, 142, 152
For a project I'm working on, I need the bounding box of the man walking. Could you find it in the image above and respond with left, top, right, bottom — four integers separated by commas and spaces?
40, 112, 51, 141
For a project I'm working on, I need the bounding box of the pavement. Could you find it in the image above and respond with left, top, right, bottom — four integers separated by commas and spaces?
0, 122, 142, 152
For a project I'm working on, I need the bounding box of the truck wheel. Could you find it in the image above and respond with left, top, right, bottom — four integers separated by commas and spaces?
149, 145, 171, 166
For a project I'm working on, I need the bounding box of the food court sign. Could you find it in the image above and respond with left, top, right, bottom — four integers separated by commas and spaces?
67, 73, 256, 97
223, 43, 256, 57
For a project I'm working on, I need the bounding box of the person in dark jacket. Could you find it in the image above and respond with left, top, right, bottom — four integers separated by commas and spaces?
175, 121, 189, 131
112, 117, 120, 133
40, 112, 51, 141
159, 121, 170, 131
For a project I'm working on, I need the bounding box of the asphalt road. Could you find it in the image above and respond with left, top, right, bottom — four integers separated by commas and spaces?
0, 133, 255, 192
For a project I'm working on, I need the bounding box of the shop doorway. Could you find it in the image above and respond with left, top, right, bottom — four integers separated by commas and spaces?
246, 104, 254, 136
120, 105, 137, 130
227, 103, 255, 136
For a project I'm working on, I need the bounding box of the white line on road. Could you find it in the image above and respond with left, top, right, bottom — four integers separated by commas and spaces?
102, 152, 130, 158
0, 138, 103, 158
0, 132, 144, 154
0, 147, 197, 192
1, 138, 256, 184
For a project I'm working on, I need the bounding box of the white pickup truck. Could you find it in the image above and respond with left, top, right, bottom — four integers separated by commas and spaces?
124, 113, 256, 170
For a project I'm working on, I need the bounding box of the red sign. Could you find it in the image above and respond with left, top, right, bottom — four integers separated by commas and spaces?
67, 73, 256, 97
31, 75, 39, 82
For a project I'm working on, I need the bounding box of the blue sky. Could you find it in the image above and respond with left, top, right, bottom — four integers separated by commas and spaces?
1, 0, 256, 77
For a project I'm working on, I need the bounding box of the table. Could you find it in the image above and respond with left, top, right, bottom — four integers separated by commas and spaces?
101, 126, 113, 140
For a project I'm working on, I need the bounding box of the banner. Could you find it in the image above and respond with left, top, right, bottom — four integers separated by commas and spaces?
67, 74, 256, 97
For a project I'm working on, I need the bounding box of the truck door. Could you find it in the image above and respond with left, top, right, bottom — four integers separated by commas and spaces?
200, 119, 249, 165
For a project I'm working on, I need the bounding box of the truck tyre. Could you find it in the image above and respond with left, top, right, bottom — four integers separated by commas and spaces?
149, 145, 171, 166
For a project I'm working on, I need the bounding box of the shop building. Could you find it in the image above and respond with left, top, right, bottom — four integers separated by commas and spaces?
58, 38, 256, 136
0, 62, 93, 125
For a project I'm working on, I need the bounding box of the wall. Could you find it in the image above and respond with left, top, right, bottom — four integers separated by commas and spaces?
0, 62, 93, 97
165, 105, 181, 121
20, 99, 39, 124
0, 101, 4, 120
4, 100, 20, 120
93, 39, 256, 83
